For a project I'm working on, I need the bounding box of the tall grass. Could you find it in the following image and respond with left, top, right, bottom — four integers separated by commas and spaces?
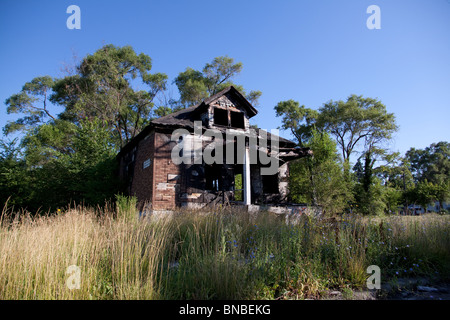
0, 203, 449, 300
0, 205, 170, 299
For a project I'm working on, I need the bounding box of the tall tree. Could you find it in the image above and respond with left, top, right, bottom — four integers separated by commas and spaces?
406, 141, 450, 185
374, 152, 414, 190
4, 76, 56, 135
317, 95, 398, 163
6, 45, 168, 149
274, 100, 318, 147
173, 56, 262, 108
2, 45, 167, 211
289, 129, 351, 215
55, 45, 168, 147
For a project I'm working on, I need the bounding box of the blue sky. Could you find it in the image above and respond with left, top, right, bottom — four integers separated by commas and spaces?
1, 0, 449, 160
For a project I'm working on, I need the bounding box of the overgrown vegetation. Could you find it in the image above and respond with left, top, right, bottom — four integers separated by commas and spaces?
0, 44, 448, 214
276, 97, 449, 215
0, 45, 260, 212
1, 205, 449, 300
0, 44, 448, 300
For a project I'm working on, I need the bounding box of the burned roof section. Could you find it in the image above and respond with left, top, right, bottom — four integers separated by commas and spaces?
118, 86, 302, 157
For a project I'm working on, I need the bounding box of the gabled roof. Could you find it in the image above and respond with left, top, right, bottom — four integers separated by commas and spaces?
152, 86, 257, 128
117, 86, 297, 157
201, 85, 258, 117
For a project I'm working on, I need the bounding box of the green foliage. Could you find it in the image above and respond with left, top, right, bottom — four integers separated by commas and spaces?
274, 99, 318, 147
234, 174, 243, 201
273, 95, 450, 217
2, 45, 166, 211
406, 141, 450, 185
374, 152, 415, 190
173, 55, 261, 108
52, 44, 168, 147
0, 139, 34, 208
289, 130, 351, 215
404, 180, 449, 212
20, 120, 77, 167
4, 45, 168, 149
1, 120, 121, 212
403, 142, 450, 211
317, 95, 398, 163
353, 178, 387, 216
383, 186, 403, 213
115, 194, 137, 220
4, 76, 56, 135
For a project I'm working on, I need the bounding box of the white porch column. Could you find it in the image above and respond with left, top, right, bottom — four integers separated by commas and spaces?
243, 143, 251, 206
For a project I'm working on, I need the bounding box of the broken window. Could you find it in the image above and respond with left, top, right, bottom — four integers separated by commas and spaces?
230, 111, 245, 129
213, 107, 228, 127
262, 174, 279, 194
205, 165, 222, 192
213, 107, 245, 129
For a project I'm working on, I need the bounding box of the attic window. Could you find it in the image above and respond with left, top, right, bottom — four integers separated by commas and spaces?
230, 111, 245, 129
213, 107, 245, 129
214, 108, 228, 126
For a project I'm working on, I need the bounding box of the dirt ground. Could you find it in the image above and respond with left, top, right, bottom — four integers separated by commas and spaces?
321, 277, 450, 300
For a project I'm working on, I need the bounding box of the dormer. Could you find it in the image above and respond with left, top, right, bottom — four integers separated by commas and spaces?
194, 86, 258, 131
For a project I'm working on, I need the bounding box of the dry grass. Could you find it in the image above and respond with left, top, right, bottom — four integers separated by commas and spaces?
0, 203, 449, 300
0, 205, 171, 299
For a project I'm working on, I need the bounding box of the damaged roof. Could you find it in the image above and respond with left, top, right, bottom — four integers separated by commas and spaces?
118, 86, 301, 157
152, 86, 257, 128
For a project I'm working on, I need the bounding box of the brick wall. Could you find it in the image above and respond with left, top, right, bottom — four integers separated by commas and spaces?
129, 130, 182, 211
130, 131, 155, 211
150, 131, 181, 210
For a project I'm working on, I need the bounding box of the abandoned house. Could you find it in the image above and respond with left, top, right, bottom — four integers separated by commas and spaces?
117, 86, 311, 213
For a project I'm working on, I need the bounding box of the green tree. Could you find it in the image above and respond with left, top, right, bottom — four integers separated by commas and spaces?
27, 120, 121, 211
289, 130, 351, 215
174, 56, 261, 108
406, 141, 450, 185
55, 45, 168, 147
4, 76, 56, 135
274, 100, 318, 147
20, 119, 77, 168
6, 45, 168, 149
0, 139, 34, 209
353, 177, 387, 215
434, 181, 450, 213
317, 95, 398, 164
412, 180, 438, 213
383, 186, 403, 214
374, 152, 414, 190
2, 45, 162, 211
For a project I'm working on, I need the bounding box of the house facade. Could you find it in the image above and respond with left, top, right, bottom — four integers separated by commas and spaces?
117, 86, 311, 212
